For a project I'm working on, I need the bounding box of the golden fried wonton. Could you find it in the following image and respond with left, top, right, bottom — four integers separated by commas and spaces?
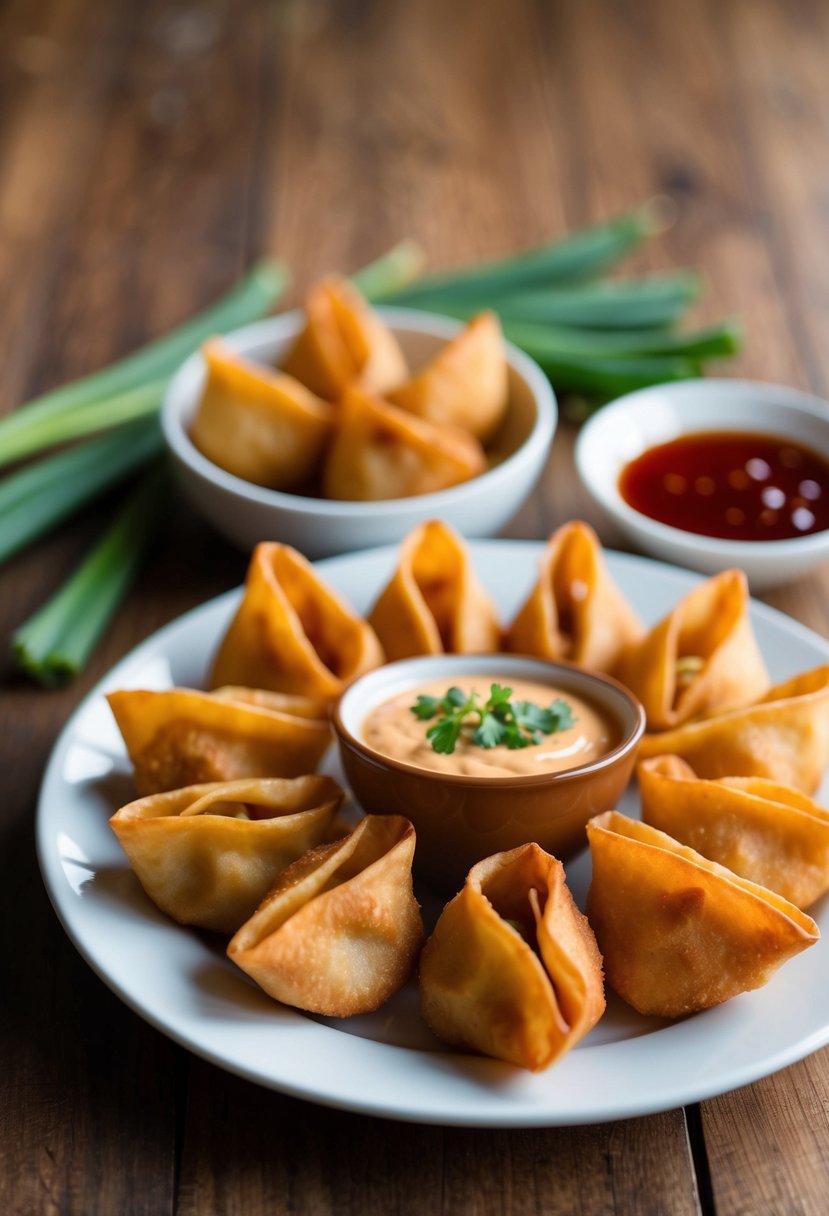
107, 685, 332, 796
228, 815, 423, 1016
505, 521, 643, 672
636, 665, 829, 793
638, 754, 829, 908
367, 520, 501, 660
190, 339, 334, 489
386, 312, 508, 442
280, 277, 408, 401
614, 570, 768, 732
586, 811, 819, 1018
210, 542, 385, 699
109, 775, 343, 934
419, 844, 605, 1072
322, 386, 487, 501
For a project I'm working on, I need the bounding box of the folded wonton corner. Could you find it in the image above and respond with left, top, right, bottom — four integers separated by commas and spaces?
638, 754, 829, 908
109, 775, 344, 934
210, 542, 385, 699
636, 664, 829, 793
368, 519, 501, 660
228, 814, 423, 1017
107, 685, 332, 796
505, 520, 643, 672
386, 311, 508, 443
419, 843, 605, 1071
614, 569, 769, 731
280, 277, 408, 401
322, 386, 486, 501
190, 339, 334, 490
586, 810, 819, 1018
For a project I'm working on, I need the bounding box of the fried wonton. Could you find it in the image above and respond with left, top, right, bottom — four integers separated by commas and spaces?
109, 775, 343, 934
210, 542, 385, 699
367, 520, 501, 660
280, 277, 408, 401
636, 665, 829, 793
189, 339, 334, 489
107, 685, 332, 796
228, 815, 422, 1016
322, 386, 487, 501
586, 811, 819, 1018
386, 312, 508, 442
505, 521, 643, 672
419, 844, 605, 1072
638, 755, 829, 908
614, 570, 769, 732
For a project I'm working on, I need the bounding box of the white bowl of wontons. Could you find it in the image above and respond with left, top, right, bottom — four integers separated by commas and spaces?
162, 308, 557, 557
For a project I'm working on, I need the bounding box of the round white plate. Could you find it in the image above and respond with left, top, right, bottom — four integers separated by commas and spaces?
37, 541, 829, 1127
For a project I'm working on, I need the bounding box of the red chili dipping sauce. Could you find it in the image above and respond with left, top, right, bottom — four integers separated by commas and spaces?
619, 431, 829, 541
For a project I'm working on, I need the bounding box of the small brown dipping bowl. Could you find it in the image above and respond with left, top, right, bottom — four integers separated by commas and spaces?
333, 654, 645, 891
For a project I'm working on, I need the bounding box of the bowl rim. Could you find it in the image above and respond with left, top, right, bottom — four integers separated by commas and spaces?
161, 305, 558, 517
574, 377, 829, 557
332, 652, 646, 788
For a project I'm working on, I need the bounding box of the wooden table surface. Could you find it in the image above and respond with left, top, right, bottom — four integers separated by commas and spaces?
3, 0, 829, 1212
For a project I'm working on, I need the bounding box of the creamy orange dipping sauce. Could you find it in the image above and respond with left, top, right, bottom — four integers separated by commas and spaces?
362, 676, 616, 777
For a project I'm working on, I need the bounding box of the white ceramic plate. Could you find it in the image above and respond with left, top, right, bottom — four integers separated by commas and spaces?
37, 542, 829, 1127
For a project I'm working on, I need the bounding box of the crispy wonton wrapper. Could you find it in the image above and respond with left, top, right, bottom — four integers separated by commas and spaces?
586, 811, 819, 1018
419, 844, 605, 1072
614, 569, 769, 731
322, 386, 486, 501
210, 542, 385, 699
506, 521, 643, 672
636, 665, 829, 793
109, 775, 343, 934
281, 277, 407, 401
638, 755, 829, 908
108, 685, 332, 796
190, 339, 334, 489
228, 815, 423, 1017
367, 520, 501, 660
386, 312, 508, 442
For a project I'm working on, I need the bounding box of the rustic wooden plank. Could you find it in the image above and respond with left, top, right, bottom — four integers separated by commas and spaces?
0, 0, 130, 417
177, 1061, 701, 1216
700, 1050, 829, 1216
715, 0, 829, 398
0, 3, 271, 1215
258, 0, 572, 289
532, 0, 805, 389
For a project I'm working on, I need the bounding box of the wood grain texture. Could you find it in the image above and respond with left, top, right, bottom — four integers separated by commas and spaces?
2, 0, 829, 1212
177, 1062, 701, 1216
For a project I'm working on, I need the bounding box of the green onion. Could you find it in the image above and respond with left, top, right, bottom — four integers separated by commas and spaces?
0, 416, 163, 568
0, 379, 166, 471
12, 464, 168, 686
0, 259, 288, 462
513, 351, 699, 396
375, 202, 668, 304
501, 318, 742, 363
351, 239, 426, 301
402, 273, 702, 330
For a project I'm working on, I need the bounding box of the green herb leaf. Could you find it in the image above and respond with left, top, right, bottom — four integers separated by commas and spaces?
548, 698, 577, 730
426, 715, 463, 755
487, 683, 512, 706
474, 713, 507, 749
411, 695, 442, 720
513, 698, 575, 734
443, 686, 469, 710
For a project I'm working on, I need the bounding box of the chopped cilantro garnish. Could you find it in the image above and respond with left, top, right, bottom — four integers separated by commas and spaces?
410, 682, 576, 755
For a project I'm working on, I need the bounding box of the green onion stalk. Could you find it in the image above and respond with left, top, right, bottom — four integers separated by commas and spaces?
12, 463, 169, 686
